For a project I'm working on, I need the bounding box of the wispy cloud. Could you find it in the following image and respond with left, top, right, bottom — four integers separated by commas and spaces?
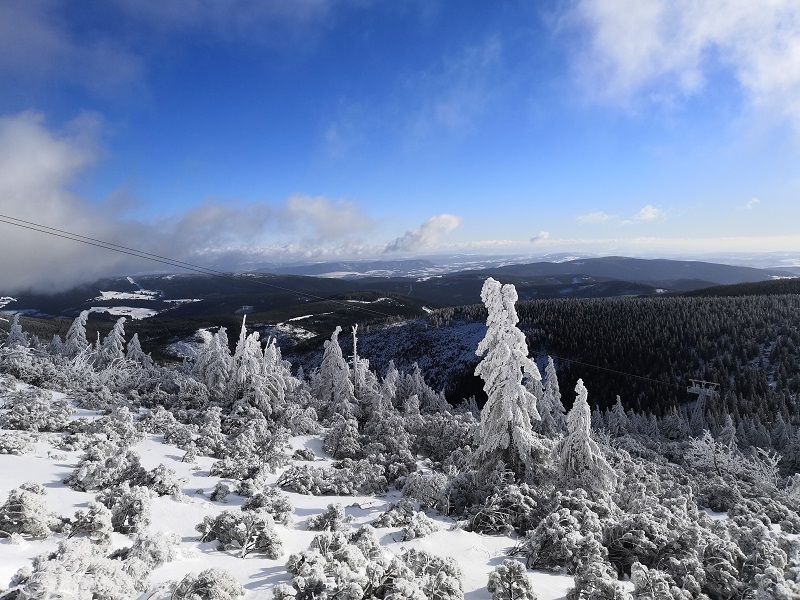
384, 214, 461, 253
577, 211, 613, 225
567, 0, 800, 129
737, 197, 761, 210
633, 204, 664, 222
403, 36, 503, 138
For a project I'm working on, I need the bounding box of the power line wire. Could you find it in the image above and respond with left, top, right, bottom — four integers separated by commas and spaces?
0, 214, 399, 321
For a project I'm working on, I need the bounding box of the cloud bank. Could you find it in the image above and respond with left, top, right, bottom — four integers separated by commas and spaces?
569, 0, 800, 129
0, 112, 381, 292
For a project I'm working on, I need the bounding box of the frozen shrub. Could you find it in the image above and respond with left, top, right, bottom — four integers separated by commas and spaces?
277, 460, 387, 496
292, 447, 316, 461
281, 404, 321, 435
487, 559, 537, 600
402, 511, 440, 540
521, 505, 604, 572
164, 421, 197, 449
567, 550, 630, 600
210, 482, 232, 502
84, 405, 142, 446
140, 463, 184, 496
97, 482, 153, 534
630, 562, 692, 600
0, 388, 74, 432
63, 441, 146, 491
466, 484, 542, 536
138, 405, 178, 434
349, 525, 383, 562
373, 498, 416, 528
211, 420, 289, 479
0, 484, 56, 539
0, 431, 33, 455
172, 568, 245, 600
67, 501, 113, 546
403, 471, 448, 511
307, 503, 349, 531
401, 548, 464, 600
196, 508, 283, 558
125, 530, 181, 569
242, 488, 293, 525
18, 538, 138, 600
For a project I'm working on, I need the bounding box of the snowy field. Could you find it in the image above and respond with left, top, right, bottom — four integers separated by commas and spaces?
0, 378, 573, 599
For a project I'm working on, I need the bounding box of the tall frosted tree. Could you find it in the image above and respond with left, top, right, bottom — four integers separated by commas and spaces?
555, 379, 616, 494
315, 326, 357, 421
64, 310, 90, 358
5, 314, 27, 349
97, 318, 126, 368
473, 278, 543, 483
539, 357, 566, 437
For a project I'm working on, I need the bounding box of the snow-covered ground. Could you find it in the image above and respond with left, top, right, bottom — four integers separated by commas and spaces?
88, 306, 160, 320
0, 297, 16, 310
0, 379, 573, 599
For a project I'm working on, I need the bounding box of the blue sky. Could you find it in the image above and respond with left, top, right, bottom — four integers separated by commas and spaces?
2, 0, 800, 289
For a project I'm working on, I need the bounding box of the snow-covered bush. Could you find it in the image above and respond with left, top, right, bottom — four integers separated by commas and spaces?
16, 538, 139, 600
630, 562, 691, 600
120, 530, 181, 570
292, 447, 316, 461
0, 484, 57, 539
402, 470, 448, 511
172, 568, 245, 600
373, 498, 416, 528
196, 508, 283, 558
140, 463, 184, 497
63, 441, 146, 491
0, 431, 33, 455
210, 482, 232, 502
277, 459, 387, 496
67, 501, 113, 546
307, 503, 350, 531
487, 559, 537, 600
0, 388, 74, 432
465, 484, 543, 536
242, 487, 293, 525
402, 511, 440, 540
96, 482, 153, 534
211, 420, 289, 479
84, 405, 142, 446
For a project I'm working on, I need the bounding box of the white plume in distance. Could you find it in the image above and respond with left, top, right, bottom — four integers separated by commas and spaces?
384, 213, 462, 253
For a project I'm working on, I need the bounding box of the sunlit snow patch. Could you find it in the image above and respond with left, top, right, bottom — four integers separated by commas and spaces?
0, 297, 16, 310
95, 290, 160, 301
89, 306, 159, 319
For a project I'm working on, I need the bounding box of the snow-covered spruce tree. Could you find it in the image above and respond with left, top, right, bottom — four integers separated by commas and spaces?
472, 278, 544, 483
64, 310, 90, 359
605, 396, 629, 437
5, 313, 28, 349
96, 317, 126, 369
538, 356, 566, 437
315, 326, 358, 422
555, 379, 617, 494
125, 333, 153, 368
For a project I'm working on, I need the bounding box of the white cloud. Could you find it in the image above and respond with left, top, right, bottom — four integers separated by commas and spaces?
530, 231, 550, 243
577, 211, 613, 224
384, 214, 461, 253
568, 0, 800, 129
0, 1, 144, 95
738, 197, 761, 210
633, 204, 664, 222
0, 111, 379, 292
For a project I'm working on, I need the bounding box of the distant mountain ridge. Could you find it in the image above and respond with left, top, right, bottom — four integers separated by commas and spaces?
1, 256, 796, 321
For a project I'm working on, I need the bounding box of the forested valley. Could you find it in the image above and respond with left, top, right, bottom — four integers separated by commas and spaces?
1, 278, 799, 599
